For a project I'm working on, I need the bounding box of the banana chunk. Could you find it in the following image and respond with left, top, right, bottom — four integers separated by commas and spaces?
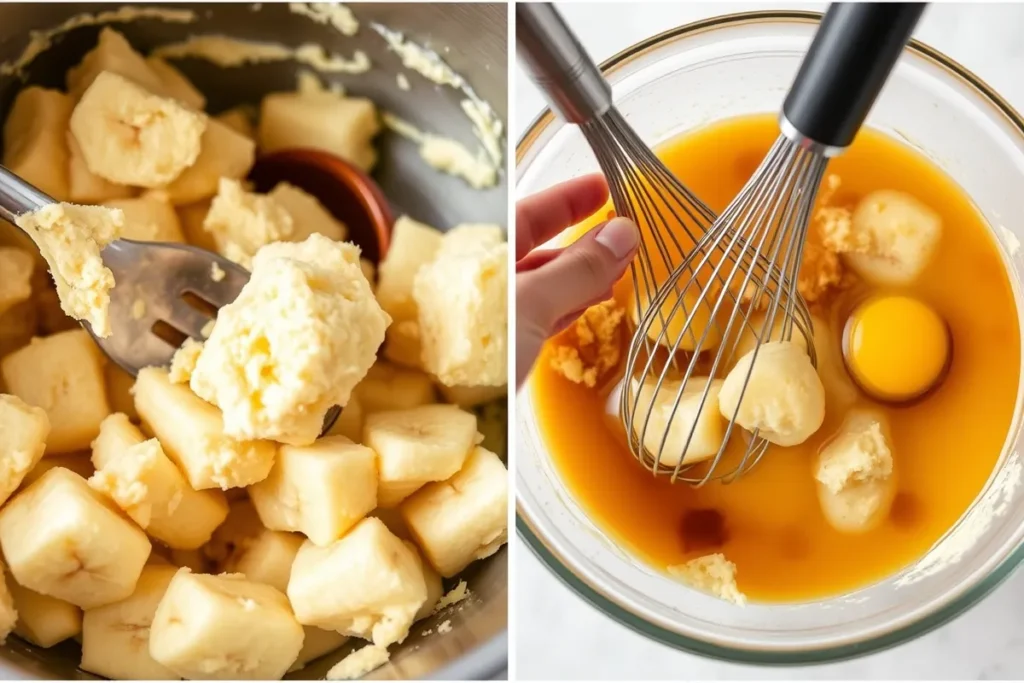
133, 368, 277, 490
291, 628, 350, 672
201, 178, 294, 267
0, 394, 49, 507
224, 529, 304, 594
215, 107, 256, 141
189, 235, 389, 446
364, 404, 479, 509
203, 499, 264, 568
80, 564, 179, 680
146, 56, 206, 110
8, 579, 82, 648
66, 27, 167, 101
405, 541, 443, 622
69, 71, 207, 188
0, 468, 151, 609
0, 248, 33, 318
1, 330, 111, 454
400, 446, 509, 577
105, 363, 140, 422
287, 517, 426, 646
324, 393, 364, 442
20, 452, 94, 490
815, 408, 896, 533
268, 182, 347, 243
843, 190, 943, 286
259, 91, 380, 171
2, 87, 71, 201
729, 311, 809, 367
250, 436, 377, 546
150, 569, 304, 680
67, 132, 136, 204
377, 216, 444, 322
161, 120, 257, 206
102, 196, 185, 243
437, 383, 508, 410
88, 422, 229, 549
353, 362, 437, 414
177, 199, 217, 251
0, 566, 15, 644
629, 376, 727, 468
383, 319, 424, 369
718, 341, 825, 447
414, 227, 508, 387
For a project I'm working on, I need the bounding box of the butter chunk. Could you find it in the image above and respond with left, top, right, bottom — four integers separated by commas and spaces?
9, 580, 81, 648
69, 71, 206, 188
0, 468, 151, 609
413, 227, 507, 387
162, 119, 257, 205
89, 435, 229, 550
0, 248, 34, 318
250, 435, 377, 546
190, 234, 389, 446
259, 91, 380, 171
269, 181, 347, 242
0, 394, 49, 507
2, 86, 71, 201
815, 408, 896, 533
133, 367, 277, 490
667, 553, 746, 606
203, 178, 294, 268
1, 330, 111, 454
102, 196, 185, 243
287, 517, 426, 646
80, 564, 179, 680
149, 570, 304, 680
400, 446, 508, 577
66, 28, 167, 100
377, 216, 443, 322
14, 203, 123, 337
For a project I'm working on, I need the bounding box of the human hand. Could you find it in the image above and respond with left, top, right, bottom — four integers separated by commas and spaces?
516, 174, 640, 389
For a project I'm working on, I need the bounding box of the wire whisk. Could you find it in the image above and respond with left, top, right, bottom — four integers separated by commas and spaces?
518, 2, 926, 485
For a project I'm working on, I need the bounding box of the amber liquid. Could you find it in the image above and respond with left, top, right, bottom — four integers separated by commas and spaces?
530, 114, 1021, 602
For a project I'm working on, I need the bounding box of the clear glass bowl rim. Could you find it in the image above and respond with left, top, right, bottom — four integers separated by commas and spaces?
514, 9, 1024, 666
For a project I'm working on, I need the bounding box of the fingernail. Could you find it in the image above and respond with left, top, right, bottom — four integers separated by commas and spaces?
595, 218, 639, 259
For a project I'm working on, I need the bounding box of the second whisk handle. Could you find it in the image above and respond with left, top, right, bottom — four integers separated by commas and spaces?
516, 3, 613, 124
781, 2, 926, 153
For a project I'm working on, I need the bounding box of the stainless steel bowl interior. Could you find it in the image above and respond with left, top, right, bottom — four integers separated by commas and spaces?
0, 2, 508, 679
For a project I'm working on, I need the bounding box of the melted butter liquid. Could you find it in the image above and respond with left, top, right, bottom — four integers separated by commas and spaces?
530, 114, 1021, 601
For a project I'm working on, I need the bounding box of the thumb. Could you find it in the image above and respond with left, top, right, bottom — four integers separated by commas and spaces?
518, 218, 640, 330
516, 218, 639, 389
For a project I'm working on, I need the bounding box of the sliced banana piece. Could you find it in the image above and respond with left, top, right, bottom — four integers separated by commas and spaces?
354, 362, 437, 414
815, 408, 897, 533
102, 196, 185, 243
268, 182, 347, 243
376, 216, 444, 322
2, 87, 72, 201
287, 517, 426, 647
0, 394, 49, 507
160, 119, 256, 205
404, 541, 443, 622
79, 564, 179, 680
629, 376, 727, 468
67, 131, 136, 204
224, 529, 304, 594
249, 435, 377, 546
718, 341, 825, 447
0, 468, 151, 609
364, 404, 478, 508
844, 190, 942, 286
400, 446, 508, 577
146, 56, 206, 110
290, 627, 350, 672
8, 579, 81, 648
150, 570, 304, 680
69, 71, 207, 188
66, 27, 167, 101
0, 565, 15, 644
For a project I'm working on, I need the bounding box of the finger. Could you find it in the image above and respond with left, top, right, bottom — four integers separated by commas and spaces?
515, 246, 565, 273
518, 217, 639, 331
515, 173, 609, 259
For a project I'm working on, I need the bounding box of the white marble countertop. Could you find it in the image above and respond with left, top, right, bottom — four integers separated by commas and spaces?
514, 3, 1024, 679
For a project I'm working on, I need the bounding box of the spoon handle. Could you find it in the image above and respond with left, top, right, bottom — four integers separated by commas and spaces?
0, 164, 52, 226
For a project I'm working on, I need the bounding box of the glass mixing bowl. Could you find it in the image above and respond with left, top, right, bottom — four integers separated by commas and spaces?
0, 3, 507, 680
516, 10, 1024, 665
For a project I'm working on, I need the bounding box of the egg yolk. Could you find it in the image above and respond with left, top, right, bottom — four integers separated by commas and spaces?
844, 295, 950, 402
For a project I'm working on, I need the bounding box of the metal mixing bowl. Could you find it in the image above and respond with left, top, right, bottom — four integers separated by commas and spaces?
0, 2, 508, 679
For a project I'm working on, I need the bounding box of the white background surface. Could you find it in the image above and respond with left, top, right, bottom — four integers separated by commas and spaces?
513, 2, 1024, 679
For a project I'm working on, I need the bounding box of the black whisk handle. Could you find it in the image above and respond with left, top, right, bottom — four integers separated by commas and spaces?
781, 2, 926, 153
